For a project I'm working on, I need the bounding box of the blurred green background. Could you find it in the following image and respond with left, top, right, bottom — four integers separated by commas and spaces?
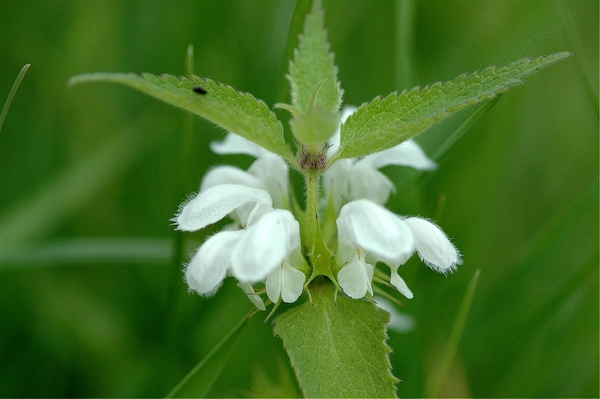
0, 0, 597, 397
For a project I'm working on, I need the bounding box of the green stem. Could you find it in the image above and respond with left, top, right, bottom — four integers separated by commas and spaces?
305, 171, 319, 250
304, 170, 336, 286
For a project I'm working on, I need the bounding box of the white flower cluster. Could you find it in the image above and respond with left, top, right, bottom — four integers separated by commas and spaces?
175, 107, 461, 309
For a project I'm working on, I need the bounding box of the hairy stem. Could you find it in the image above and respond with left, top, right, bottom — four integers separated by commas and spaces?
305, 171, 320, 251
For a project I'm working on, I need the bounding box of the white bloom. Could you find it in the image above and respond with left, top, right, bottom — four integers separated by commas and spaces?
200, 166, 263, 192
324, 106, 436, 208
336, 200, 414, 299
230, 209, 300, 283
210, 132, 289, 209
335, 199, 461, 299
185, 229, 244, 296
176, 184, 272, 229
403, 217, 462, 274
177, 183, 305, 308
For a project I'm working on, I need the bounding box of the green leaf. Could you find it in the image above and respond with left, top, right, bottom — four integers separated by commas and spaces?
287, 0, 343, 114
69, 73, 295, 163
335, 52, 571, 160
273, 279, 398, 398
166, 312, 252, 398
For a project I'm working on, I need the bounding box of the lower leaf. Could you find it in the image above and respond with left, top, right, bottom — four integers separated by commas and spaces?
273, 278, 398, 398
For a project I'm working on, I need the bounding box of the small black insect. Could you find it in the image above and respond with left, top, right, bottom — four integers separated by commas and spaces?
192, 86, 207, 95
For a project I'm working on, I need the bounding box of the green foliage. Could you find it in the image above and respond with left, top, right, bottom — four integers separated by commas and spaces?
335, 52, 571, 160
287, 0, 343, 114
274, 279, 398, 398
69, 73, 295, 163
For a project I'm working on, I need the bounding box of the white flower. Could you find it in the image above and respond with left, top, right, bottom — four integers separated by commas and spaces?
336, 199, 461, 299
336, 199, 414, 299
176, 183, 305, 308
209, 132, 289, 209
402, 217, 462, 274
324, 106, 437, 209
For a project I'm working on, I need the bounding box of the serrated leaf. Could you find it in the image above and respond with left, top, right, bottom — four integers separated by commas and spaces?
335, 52, 571, 160
273, 279, 398, 398
287, 0, 342, 114
69, 73, 295, 162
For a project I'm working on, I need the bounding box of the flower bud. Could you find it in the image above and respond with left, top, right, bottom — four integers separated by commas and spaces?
290, 107, 339, 148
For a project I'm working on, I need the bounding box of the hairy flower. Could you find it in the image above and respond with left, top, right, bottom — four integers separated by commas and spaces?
335, 199, 462, 299
176, 183, 305, 308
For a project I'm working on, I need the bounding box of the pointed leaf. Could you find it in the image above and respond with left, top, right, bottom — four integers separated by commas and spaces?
335, 52, 571, 159
69, 73, 294, 162
273, 279, 398, 398
287, 0, 342, 114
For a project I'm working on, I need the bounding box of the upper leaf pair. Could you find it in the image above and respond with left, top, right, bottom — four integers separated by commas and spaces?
69, 0, 569, 169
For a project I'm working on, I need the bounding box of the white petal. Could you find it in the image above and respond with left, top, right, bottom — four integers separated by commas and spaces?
185, 230, 243, 295
338, 200, 414, 265
261, 214, 302, 294
236, 281, 266, 311
374, 296, 415, 332
327, 105, 358, 156
280, 261, 306, 303
176, 184, 272, 231
266, 261, 305, 304
200, 166, 264, 192
248, 153, 289, 209
265, 264, 282, 304
322, 159, 352, 210
364, 139, 437, 171
404, 217, 462, 273
231, 209, 299, 282
349, 162, 395, 205
389, 269, 414, 299
337, 251, 374, 299
210, 132, 265, 157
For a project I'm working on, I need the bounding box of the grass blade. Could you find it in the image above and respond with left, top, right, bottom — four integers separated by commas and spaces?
394, 0, 416, 90
432, 95, 503, 162
0, 238, 172, 270
0, 64, 30, 133
425, 269, 480, 398
165, 311, 254, 398
168, 44, 197, 309
554, 0, 599, 116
